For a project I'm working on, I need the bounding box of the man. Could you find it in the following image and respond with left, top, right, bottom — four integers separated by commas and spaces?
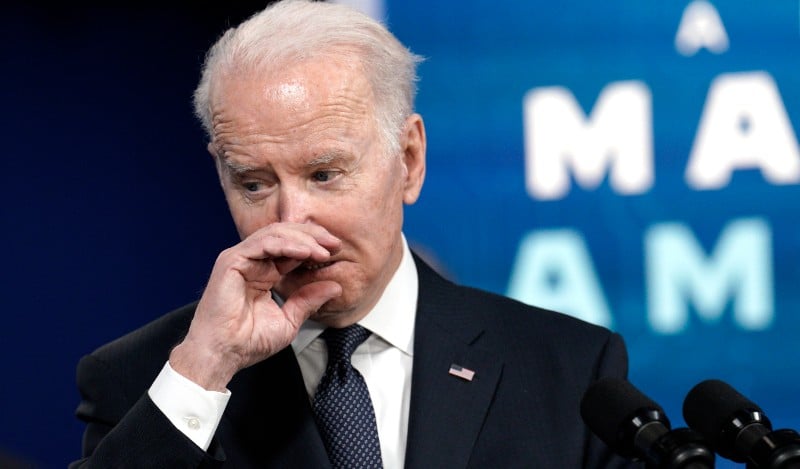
73, 1, 638, 467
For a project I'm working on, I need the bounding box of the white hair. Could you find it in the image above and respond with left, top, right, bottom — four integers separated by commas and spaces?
193, 0, 424, 157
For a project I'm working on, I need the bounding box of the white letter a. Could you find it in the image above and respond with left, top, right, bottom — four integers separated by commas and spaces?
675, 1, 729, 56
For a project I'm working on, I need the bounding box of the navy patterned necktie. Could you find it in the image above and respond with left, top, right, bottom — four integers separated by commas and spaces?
312, 324, 383, 469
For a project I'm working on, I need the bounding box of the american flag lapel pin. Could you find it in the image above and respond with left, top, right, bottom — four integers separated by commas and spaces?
448, 363, 475, 381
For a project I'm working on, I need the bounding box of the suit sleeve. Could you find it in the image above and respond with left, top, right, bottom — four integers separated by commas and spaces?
582, 333, 645, 469
70, 353, 225, 468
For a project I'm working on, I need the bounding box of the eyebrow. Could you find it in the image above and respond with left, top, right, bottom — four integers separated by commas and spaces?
218, 149, 353, 175
220, 158, 258, 176
308, 150, 350, 167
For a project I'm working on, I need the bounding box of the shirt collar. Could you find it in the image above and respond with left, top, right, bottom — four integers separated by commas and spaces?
292, 234, 418, 357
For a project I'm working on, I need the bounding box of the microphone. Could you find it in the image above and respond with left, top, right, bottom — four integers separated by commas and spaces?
581, 377, 715, 469
683, 379, 800, 469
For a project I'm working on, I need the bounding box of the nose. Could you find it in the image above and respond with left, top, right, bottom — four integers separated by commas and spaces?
277, 184, 313, 224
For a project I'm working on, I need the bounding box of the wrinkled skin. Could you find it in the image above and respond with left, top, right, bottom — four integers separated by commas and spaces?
169, 56, 426, 391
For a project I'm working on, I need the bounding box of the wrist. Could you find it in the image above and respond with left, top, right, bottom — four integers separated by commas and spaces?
169, 339, 239, 392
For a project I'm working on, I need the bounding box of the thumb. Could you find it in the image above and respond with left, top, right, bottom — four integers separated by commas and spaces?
282, 281, 342, 327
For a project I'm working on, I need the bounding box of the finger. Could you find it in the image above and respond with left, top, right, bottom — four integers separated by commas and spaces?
283, 223, 341, 252
273, 257, 304, 275
282, 280, 343, 328
234, 255, 306, 285
235, 260, 282, 287
253, 222, 340, 249
239, 223, 341, 262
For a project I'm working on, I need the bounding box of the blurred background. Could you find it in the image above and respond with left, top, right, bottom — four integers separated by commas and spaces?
2, 1, 798, 467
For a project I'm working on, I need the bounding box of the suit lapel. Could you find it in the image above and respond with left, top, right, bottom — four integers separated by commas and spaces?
222, 347, 331, 468
214, 255, 502, 468
404, 257, 503, 469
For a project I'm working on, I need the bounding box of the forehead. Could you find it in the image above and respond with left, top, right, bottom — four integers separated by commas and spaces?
210, 55, 374, 129
208, 56, 381, 166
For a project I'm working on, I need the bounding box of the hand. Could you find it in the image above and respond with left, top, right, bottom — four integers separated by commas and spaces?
169, 223, 342, 391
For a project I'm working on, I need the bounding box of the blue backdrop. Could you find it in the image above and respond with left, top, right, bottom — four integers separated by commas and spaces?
2, 1, 798, 467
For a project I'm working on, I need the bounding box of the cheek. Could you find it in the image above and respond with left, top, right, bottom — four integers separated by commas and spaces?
233, 212, 265, 239
354, 182, 406, 248
354, 177, 403, 224
224, 193, 276, 239
319, 189, 398, 250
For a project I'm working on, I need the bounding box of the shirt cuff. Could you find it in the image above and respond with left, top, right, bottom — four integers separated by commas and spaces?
148, 361, 231, 451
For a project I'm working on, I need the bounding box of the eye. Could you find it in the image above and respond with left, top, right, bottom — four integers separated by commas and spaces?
243, 182, 261, 192
236, 177, 274, 198
312, 170, 334, 182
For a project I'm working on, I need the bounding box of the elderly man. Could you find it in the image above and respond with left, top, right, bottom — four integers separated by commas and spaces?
72, 1, 638, 467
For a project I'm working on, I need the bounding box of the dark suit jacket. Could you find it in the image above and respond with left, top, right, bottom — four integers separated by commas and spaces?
72, 256, 641, 468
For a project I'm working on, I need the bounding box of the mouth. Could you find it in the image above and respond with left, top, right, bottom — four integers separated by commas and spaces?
301, 260, 335, 271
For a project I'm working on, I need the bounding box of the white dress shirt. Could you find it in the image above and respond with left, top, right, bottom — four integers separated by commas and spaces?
149, 236, 418, 469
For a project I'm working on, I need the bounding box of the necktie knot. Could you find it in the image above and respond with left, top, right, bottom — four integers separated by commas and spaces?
321, 324, 371, 366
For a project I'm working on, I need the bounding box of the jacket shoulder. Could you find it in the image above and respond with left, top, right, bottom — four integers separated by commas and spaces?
82, 302, 198, 389
415, 253, 616, 350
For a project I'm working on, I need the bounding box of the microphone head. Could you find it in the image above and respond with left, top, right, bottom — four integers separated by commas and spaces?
682, 379, 771, 462
581, 377, 669, 458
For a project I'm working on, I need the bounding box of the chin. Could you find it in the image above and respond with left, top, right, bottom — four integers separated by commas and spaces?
310, 302, 359, 327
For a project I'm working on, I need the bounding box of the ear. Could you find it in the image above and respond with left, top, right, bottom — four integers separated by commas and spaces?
399, 113, 426, 205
